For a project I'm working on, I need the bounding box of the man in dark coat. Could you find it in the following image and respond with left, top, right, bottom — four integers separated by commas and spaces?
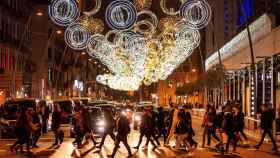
108, 112, 133, 158
156, 107, 167, 143
134, 108, 157, 150
52, 104, 61, 146
183, 105, 198, 148
32, 107, 42, 148
255, 104, 278, 151
97, 109, 116, 148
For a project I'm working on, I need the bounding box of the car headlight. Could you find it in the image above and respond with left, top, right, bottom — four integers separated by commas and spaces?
135, 115, 141, 121
96, 120, 105, 126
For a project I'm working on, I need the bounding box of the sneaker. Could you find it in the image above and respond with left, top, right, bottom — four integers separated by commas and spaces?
32, 145, 39, 148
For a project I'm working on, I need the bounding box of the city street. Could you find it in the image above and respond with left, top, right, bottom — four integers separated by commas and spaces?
0, 116, 279, 158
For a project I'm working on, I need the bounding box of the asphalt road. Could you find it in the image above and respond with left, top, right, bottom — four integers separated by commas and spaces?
0, 116, 279, 158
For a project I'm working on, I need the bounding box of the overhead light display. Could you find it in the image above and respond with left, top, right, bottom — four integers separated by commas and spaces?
48, 0, 80, 26
49, 0, 212, 91
105, 0, 138, 30
65, 23, 91, 50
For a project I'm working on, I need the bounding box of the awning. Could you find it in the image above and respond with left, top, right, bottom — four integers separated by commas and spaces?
205, 14, 273, 71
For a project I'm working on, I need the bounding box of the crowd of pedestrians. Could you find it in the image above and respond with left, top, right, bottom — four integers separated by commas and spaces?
7, 100, 279, 157
9, 101, 50, 156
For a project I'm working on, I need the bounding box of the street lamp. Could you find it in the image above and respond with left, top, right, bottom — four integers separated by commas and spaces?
56, 30, 62, 34
191, 68, 197, 73
36, 11, 43, 16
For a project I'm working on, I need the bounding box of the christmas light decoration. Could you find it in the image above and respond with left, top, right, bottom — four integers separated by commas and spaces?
83, 0, 102, 16
160, 0, 182, 16
48, 0, 212, 91
133, 0, 153, 10
180, 0, 212, 30
78, 16, 104, 34
48, 0, 80, 26
65, 23, 90, 50
105, 0, 138, 30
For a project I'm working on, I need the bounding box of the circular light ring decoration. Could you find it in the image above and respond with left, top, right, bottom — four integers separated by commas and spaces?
48, 0, 80, 26
160, 0, 183, 16
86, 34, 105, 58
114, 31, 142, 52
83, 0, 102, 16
174, 22, 201, 49
180, 0, 212, 30
86, 34, 115, 66
134, 20, 156, 36
77, 16, 104, 34
137, 10, 158, 28
105, 30, 120, 44
65, 23, 90, 50
105, 0, 138, 30
133, 0, 152, 11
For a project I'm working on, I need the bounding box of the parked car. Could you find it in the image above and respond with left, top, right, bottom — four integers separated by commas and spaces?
0, 98, 37, 138
71, 97, 89, 106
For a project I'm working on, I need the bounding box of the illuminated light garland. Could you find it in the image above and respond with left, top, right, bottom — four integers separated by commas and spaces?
160, 0, 182, 16
105, 30, 120, 43
180, 0, 212, 30
78, 16, 104, 34
174, 22, 201, 49
48, 0, 80, 26
83, 0, 102, 16
134, 20, 156, 36
133, 0, 152, 10
137, 10, 158, 28
47, 0, 212, 91
105, 0, 138, 30
159, 17, 180, 33
65, 23, 90, 50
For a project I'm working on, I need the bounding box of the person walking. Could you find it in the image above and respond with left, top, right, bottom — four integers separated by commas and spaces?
41, 101, 50, 134
51, 103, 62, 146
74, 109, 84, 148
174, 108, 189, 149
166, 104, 179, 146
134, 107, 158, 150
156, 107, 167, 143
81, 107, 98, 147
223, 107, 238, 153
233, 106, 248, 144
10, 109, 25, 153
255, 104, 278, 152
108, 112, 133, 158
183, 105, 198, 149
146, 107, 160, 147
202, 104, 220, 148
97, 109, 116, 149
32, 106, 42, 148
